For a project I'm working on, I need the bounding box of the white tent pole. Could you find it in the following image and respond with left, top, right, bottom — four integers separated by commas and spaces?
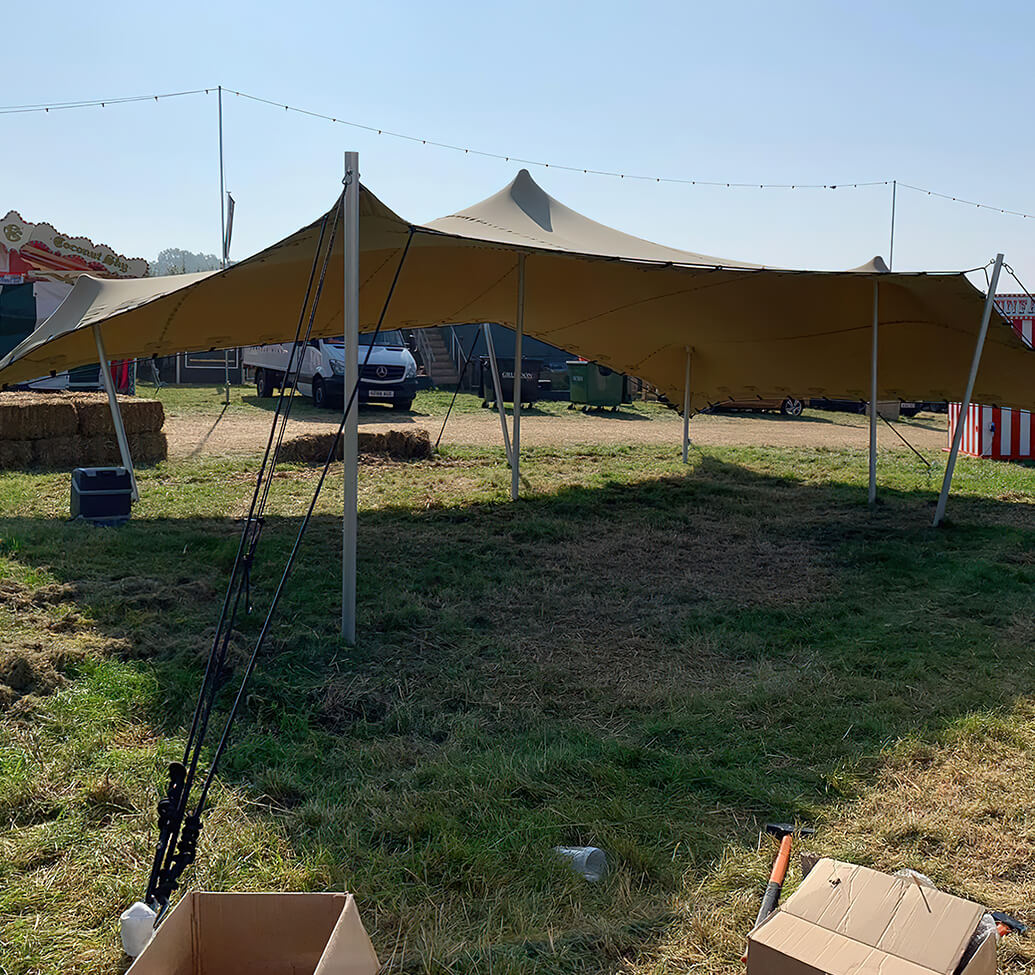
219, 85, 230, 407
933, 252, 1003, 528
868, 280, 878, 505
92, 325, 138, 502
888, 179, 897, 272
483, 323, 512, 464
342, 151, 360, 642
681, 346, 691, 463
512, 255, 525, 500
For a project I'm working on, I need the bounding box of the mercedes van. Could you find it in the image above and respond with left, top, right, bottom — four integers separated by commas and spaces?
243, 331, 418, 410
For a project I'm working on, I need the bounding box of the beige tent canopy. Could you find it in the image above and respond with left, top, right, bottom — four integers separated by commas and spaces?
1, 169, 1031, 411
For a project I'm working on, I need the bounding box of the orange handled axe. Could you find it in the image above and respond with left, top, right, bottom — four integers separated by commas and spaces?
743, 823, 815, 962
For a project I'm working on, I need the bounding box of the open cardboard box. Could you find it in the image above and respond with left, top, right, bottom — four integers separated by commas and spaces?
126, 892, 380, 975
747, 859, 996, 975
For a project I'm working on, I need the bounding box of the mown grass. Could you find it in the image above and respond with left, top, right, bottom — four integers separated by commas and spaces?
1, 439, 1033, 974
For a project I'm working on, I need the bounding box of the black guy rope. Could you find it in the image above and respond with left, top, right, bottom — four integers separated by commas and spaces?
145, 198, 342, 912
435, 327, 483, 450
144, 211, 415, 918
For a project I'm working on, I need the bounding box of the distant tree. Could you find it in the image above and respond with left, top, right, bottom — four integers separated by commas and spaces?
152, 248, 221, 276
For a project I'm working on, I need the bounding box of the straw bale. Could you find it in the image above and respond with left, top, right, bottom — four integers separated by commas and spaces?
122, 398, 165, 434
72, 395, 165, 436
80, 436, 122, 467
72, 398, 117, 436
129, 431, 168, 463
280, 429, 432, 463
0, 393, 78, 440
31, 437, 83, 470
279, 433, 341, 463
0, 440, 33, 469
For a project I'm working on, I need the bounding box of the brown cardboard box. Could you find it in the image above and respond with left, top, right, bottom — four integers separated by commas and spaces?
747, 859, 995, 975
126, 891, 380, 975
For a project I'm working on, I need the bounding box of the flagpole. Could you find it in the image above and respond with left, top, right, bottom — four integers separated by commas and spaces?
218, 84, 230, 406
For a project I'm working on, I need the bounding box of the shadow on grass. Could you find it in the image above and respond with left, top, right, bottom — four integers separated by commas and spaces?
2, 456, 1034, 970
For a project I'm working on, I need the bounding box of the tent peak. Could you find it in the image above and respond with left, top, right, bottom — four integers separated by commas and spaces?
849, 255, 890, 273
507, 168, 553, 232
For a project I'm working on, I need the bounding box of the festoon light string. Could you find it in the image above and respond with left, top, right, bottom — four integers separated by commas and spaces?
3, 85, 1034, 219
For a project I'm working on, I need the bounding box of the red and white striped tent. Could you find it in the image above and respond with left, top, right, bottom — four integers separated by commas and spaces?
948, 294, 1034, 459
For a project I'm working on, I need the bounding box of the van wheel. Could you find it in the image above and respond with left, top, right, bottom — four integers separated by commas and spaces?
392, 398, 413, 412
313, 376, 328, 409
256, 368, 275, 398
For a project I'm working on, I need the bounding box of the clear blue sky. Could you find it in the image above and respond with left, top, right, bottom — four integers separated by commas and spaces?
4, 0, 1034, 289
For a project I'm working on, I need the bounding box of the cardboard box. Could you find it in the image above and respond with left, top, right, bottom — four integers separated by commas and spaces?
747, 859, 995, 975
126, 891, 380, 975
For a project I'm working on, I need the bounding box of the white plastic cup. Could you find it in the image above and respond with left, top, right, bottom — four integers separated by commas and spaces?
554, 845, 608, 882
120, 901, 157, 957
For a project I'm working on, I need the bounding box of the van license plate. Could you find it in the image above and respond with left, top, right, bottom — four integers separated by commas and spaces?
368, 389, 393, 398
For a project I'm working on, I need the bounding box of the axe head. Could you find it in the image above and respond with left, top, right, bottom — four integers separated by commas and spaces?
992, 911, 1027, 935
766, 822, 816, 839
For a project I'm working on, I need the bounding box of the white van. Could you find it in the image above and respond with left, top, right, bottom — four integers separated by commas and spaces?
242, 331, 418, 410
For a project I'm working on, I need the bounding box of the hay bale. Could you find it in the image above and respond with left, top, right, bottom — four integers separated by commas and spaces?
80, 435, 122, 467
129, 431, 168, 464
72, 397, 116, 436
0, 393, 78, 440
384, 428, 431, 459
72, 394, 165, 436
0, 440, 33, 469
123, 398, 164, 434
280, 433, 341, 463
31, 437, 83, 470
281, 428, 431, 463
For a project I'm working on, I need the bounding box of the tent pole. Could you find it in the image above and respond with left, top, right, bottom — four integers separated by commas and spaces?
342, 151, 360, 642
682, 346, 691, 464
483, 323, 512, 464
888, 179, 897, 272
92, 325, 138, 502
512, 255, 525, 500
868, 280, 878, 505
933, 252, 1003, 528
219, 85, 230, 407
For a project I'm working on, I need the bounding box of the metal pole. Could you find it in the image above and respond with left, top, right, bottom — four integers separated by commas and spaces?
93, 325, 138, 502
933, 253, 1004, 527
512, 255, 525, 500
342, 151, 360, 641
868, 280, 878, 505
483, 323, 512, 464
888, 179, 897, 271
682, 346, 691, 463
219, 85, 230, 406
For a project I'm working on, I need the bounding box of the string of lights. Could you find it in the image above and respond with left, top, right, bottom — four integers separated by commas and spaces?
0, 88, 210, 115
3, 86, 1034, 219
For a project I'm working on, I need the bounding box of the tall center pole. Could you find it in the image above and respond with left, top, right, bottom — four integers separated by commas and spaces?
868, 280, 879, 505
888, 179, 897, 272
511, 255, 526, 501
218, 85, 230, 406
933, 253, 1004, 528
342, 152, 361, 641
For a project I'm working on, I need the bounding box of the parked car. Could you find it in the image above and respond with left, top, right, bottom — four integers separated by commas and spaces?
808, 398, 938, 418
708, 396, 805, 416
242, 331, 418, 410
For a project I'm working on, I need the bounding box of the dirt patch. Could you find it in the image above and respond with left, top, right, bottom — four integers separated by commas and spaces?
164, 407, 949, 459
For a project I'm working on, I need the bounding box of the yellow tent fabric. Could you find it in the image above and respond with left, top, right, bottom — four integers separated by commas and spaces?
1, 170, 1031, 411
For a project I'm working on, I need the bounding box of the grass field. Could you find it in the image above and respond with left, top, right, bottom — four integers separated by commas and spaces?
1, 397, 1034, 973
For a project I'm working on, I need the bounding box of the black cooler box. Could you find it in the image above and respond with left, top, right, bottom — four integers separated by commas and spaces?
71, 467, 133, 526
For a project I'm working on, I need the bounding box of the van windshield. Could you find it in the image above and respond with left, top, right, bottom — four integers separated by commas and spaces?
325, 331, 405, 348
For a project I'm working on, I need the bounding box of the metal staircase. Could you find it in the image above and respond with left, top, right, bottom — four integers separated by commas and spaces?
414, 327, 462, 387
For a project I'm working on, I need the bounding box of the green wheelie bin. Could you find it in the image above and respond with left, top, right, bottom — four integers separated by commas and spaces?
567, 360, 626, 411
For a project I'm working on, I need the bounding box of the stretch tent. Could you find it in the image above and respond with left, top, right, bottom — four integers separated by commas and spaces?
0, 169, 1032, 412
